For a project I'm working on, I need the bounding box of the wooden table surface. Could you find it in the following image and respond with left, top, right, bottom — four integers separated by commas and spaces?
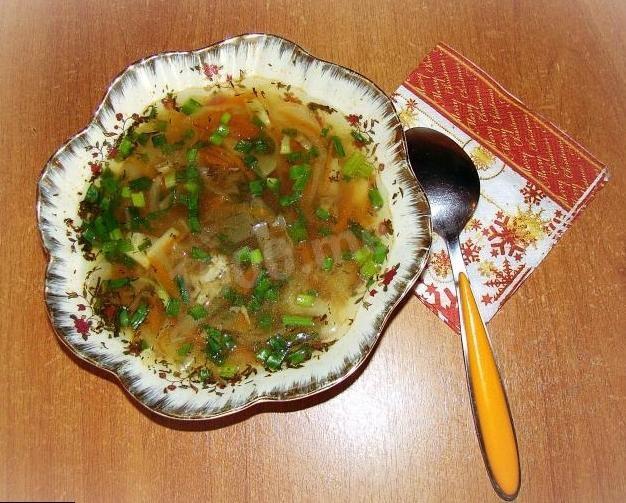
1, 0, 625, 501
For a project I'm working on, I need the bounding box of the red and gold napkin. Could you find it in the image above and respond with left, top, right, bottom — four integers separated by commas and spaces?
393, 44, 609, 332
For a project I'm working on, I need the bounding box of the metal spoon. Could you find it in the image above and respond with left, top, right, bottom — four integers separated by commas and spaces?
406, 127, 520, 500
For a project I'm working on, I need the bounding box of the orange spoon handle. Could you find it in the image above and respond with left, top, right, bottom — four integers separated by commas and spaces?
448, 239, 520, 500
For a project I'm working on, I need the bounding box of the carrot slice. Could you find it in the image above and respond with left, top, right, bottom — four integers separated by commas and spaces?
228, 115, 260, 139
149, 257, 178, 298
192, 111, 223, 133
207, 94, 247, 107
199, 146, 244, 170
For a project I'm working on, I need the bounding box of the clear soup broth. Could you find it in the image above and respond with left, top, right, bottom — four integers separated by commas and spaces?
78, 79, 392, 383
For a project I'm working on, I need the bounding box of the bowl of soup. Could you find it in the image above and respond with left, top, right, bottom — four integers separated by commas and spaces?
37, 34, 431, 419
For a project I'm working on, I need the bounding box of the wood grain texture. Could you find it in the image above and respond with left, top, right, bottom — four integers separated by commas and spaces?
0, 0, 624, 501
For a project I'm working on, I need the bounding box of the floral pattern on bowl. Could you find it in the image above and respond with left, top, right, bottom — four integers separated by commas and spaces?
37, 33, 431, 420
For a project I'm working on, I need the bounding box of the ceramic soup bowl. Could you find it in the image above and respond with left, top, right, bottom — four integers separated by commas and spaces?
37, 34, 431, 419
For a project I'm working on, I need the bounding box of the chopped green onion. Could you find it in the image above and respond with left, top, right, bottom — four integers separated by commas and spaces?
175, 275, 190, 303
209, 132, 223, 145
265, 286, 279, 302
99, 196, 111, 211
258, 313, 272, 330
353, 246, 372, 265
219, 365, 239, 379
331, 135, 345, 157
315, 207, 331, 221
101, 210, 118, 231
286, 346, 312, 366
251, 115, 265, 128
121, 186, 131, 198
266, 177, 280, 193
279, 193, 301, 207
116, 239, 133, 253
180, 97, 202, 115
293, 175, 309, 192
253, 135, 275, 154
368, 187, 383, 209
289, 163, 311, 192
198, 367, 211, 381
287, 214, 308, 243
102, 241, 117, 253
99, 197, 112, 211
185, 179, 200, 195
321, 126, 330, 137
249, 270, 277, 308
118, 136, 135, 158
372, 242, 388, 264
351, 130, 369, 144
215, 124, 229, 137
100, 169, 119, 195
267, 335, 288, 352
250, 248, 263, 264
349, 221, 378, 247
186, 148, 198, 163
234, 246, 251, 264
129, 302, 149, 330
289, 163, 310, 180
131, 192, 145, 207
85, 184, 99, 203
151, 133, 167, 147
360, 259, 380, 278
177, 343, 193, 357
243, 154, 258, 169
126, 208, 144, 231
136, 132, 149, 146
265, 352, 284, 370
191, 246, 211, 262
129, 177, 152, 191
118, 307, 130, 327
109, 228, 123, 241
220, 112, 231, 124
295, 292, 316, 307
282, 314, 315, 327
349, 221, 388, 264
342, 151, 373, 178
137, 237, 152, 252
204, 326, 236, 365
222, 286, 244, 306
107, 276, 131, 289
188, 304, 208, 320
188, 215, 201, 234
234, 139, 254, 154
322, 256, 334, 271
166, 298, 180, 317
82, 226, 96, 243
256, 347, 272, 362
247, 296, 262, 312
249, 179, 264, 197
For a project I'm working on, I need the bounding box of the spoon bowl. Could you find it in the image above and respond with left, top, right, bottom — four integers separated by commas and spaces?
405, 128, 479, 240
